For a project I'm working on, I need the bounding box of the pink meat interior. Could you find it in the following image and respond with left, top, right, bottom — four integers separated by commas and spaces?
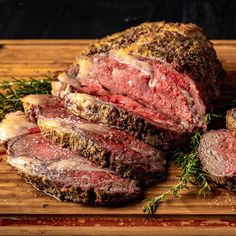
217, 132, 236, 175
39, 105, 159, 161
8, 133, 139, 192
77, 55, 206, 133
9, 132, 78, 161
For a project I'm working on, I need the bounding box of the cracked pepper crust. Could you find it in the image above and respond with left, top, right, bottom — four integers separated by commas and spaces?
6, 158, 141, 205
76, 22, 225, 99
51, 81, 180, 149
37, 117, 166, 186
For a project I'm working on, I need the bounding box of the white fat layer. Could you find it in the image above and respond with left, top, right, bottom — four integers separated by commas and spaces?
8, 155, 116, 175
52, 81, 72, 100
57, 72, 80, 87
111, 50, 153, 77
7, 155, 40, 171
179, 87, 201, 126
0, 111, 36, 142
148, 74, 166, 88
41, 118, 109, 135
22, 94, 51, 106
76, 123, 110, 135
48, 157, 116, 174
77, 58, 95, 79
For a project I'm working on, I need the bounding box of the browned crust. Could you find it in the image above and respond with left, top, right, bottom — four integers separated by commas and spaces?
38, 117, 166, 186
37, 118, 110, 167
6, 157, 141, 205
51, 81, 185, 149
80, 22, 206, 57
76, 22, 225, 100
226, 108, 236, 136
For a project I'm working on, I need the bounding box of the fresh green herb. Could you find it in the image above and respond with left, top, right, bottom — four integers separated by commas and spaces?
143, 114, 217, 214
173, 132, 211, 197
0, 76, 52, 120
204, 113, 222, 124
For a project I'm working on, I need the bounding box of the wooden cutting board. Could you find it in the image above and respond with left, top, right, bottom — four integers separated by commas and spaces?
0, 40, 236, 235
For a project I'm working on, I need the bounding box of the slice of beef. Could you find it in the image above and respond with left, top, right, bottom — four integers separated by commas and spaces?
59, 22, 225, 134
198, 129, 236, 191
0, 111, 39, 151
22, 94, 167, 186
7, 132, 141, 205
21, 94, 64, 122
52, 80, 184, 149
226, 108, 236, 136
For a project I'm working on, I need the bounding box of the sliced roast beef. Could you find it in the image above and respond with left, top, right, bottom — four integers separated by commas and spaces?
226, 108, 236, 136
198, 130, 236, 191
22, 94, 167, 186
58, 22, 225, 134
7, 132, 141, 205
52, 80, 183, 149
21, 94, 64, 122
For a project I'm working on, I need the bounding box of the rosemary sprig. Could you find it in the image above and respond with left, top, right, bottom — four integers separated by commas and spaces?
0, 76, 52, 120
143, 114, 215, 214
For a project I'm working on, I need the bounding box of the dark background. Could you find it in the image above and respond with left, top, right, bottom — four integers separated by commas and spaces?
0, 0, 235, 39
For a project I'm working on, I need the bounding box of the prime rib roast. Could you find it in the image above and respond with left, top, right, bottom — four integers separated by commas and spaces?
7, 130, 141, 205
52, 80, 180, 149
22, 94, 167, 186
198, 130, 236, 191
0, 22, 227, 204
56, 22, 224, 137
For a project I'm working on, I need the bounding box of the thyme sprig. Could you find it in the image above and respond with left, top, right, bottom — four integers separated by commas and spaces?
0, 77, 52, 120
143, 114, 215, 214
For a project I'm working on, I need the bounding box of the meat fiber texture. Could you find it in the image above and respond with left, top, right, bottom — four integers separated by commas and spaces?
51, 80, 184, 149
198, 130, 236, 191
7, 132, 141, 205
22, 94, 167, 186
56, 22, 225, 136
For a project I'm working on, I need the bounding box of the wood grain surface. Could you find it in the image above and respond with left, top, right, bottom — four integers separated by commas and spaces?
0, 40, 236, 235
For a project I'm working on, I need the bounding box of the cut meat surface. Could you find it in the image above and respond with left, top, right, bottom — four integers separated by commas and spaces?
7, 133, 141, 205
21, 94, 64, 122
198, 130, 236, 191
1, 21, 226, 207
84, 57, 205, 128
59, 22, 225, 134
22, 94, 167, 186
52, 81, 183, 149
